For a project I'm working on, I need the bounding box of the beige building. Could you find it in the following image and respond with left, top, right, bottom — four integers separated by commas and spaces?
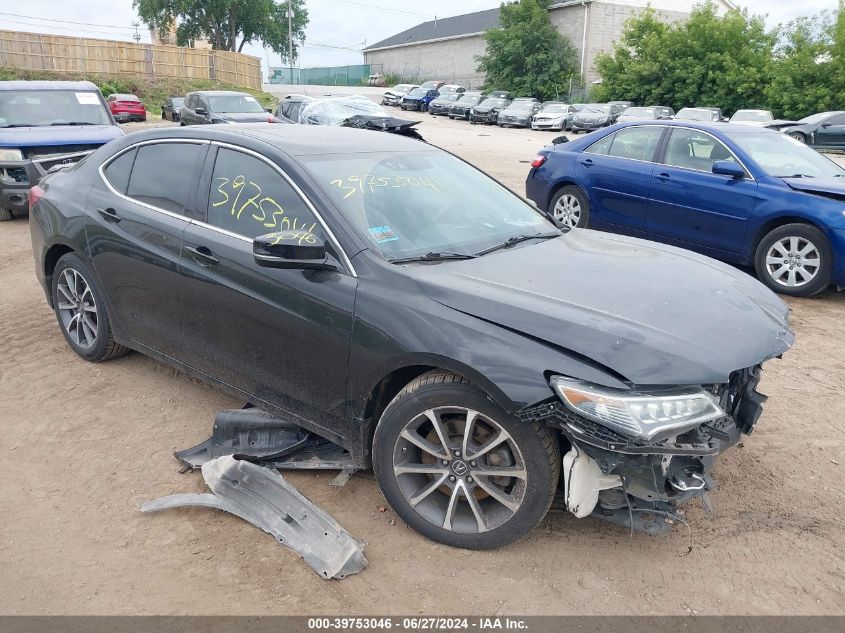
149, 23, 211, 49
363, 0, 736, 88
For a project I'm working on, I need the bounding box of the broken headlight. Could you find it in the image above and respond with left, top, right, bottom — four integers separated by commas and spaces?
0, 148, 23, 161
550, 376, 725, 441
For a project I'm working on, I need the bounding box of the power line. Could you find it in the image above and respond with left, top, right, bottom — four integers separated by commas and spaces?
0, 11, 140, 31
0, 19, 151, 40
321, 0, 433, 19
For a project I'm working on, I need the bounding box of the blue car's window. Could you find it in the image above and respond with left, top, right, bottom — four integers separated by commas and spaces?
303, 150, 555, 260
585, 133, 616, 156
605, 126, 664, 161
664, 129, 738, 173
206, 148, 318, 239
0, 89, 111, 127
727, 131, 845, 179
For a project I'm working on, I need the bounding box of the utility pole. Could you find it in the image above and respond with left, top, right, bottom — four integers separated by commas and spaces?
132, 21, 141, 43
288, 0, 294, 85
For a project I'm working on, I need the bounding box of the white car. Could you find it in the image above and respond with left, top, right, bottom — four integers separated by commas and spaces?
381, 84, 418, 107
532, 102, 575, 131
730, 109, 774, 126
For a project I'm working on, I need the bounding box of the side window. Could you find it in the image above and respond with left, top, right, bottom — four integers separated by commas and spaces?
126, 143, 204, 213
824, 114, 845, 126
664, 129, 737, 173
197, 96, 208, 111
206, 148, 319, 239
585, 132, 616, 156
102, 148, 136, 194
184, 95, 193, 109
605, 126, 664, 162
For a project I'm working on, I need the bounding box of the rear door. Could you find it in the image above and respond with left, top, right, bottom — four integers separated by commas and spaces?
85, 140, 207, 353
645, 127, 758, 255
815, 113, 845, 147
177, 144, 357, 432
574, 125, 666, 232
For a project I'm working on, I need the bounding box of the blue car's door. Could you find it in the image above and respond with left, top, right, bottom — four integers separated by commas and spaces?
645, 128, 758, 255
575, 125, 666, 232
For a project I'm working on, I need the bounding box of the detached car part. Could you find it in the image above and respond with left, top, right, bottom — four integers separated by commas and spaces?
141, 455, 367, 579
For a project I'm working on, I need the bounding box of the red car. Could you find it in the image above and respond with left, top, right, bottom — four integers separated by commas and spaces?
106, 93, 146, 122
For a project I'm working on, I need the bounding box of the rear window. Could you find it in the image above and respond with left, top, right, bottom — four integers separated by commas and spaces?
0, 89, 111, 127
126, 143, 204, 214
103, 149, 136, 194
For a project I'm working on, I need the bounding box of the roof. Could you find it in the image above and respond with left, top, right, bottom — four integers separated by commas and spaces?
364, 7, 501, 51
123, 123, 429, 157
0, 80, 99, 91
188, 90, 250, 96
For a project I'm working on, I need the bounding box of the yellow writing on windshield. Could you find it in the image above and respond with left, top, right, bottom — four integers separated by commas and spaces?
330, 175, 449, 199
212, 176, 317, 233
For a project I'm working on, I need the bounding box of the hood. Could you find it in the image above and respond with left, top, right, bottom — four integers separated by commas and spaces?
473, 105, 500, 113
501, 109, 532, 117
0, 124, 123, 148
410, 230, 792, 386
216, 112, 275, 123
782, 177, 845, 199
574, 112, 609, 122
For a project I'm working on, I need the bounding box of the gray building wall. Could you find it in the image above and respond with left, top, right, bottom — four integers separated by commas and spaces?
365, 1, 695, 91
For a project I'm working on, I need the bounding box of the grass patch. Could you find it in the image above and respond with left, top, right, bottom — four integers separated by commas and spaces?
0, 68, 277, 113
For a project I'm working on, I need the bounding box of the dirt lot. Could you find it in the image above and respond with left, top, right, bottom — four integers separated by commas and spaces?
1, 113, 844, 616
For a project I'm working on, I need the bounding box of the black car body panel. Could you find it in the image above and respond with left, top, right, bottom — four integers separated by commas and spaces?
29, 125, 793, 492
469, 97, 511, 124
162, 97, 185, 121
780, 111, 845, 149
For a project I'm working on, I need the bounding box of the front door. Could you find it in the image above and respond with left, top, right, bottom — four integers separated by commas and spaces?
178, 145, 357, 436
645, 128, 758, 255
575, 125, 666, 232
85, 140, 207, 354
816, 113, 845, 148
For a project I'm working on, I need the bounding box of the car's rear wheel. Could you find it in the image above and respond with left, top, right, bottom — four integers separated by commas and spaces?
549, 185, 590, 229
789, 132, 806, 143
372, 371, 560, 549
754, 223, 832, 297
51, 253, 129, 362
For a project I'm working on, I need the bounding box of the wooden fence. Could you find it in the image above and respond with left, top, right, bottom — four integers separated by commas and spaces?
0, 30, 262, 90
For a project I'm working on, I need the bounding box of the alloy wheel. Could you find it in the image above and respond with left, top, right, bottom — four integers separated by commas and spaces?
392, 407, 527, 534
56, 268, 99, 349
553, 194, 582, 228
765, 236, 821, 288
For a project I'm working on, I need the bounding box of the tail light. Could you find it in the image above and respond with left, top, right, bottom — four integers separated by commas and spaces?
29, 184, 45, 211
531, 154, 547, 168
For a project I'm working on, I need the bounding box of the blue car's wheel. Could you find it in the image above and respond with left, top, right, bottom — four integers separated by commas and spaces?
550, 186, 590, 229
755, 223, 832, 297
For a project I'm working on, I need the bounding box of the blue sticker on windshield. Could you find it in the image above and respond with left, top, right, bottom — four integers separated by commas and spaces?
369, 226, 398, 243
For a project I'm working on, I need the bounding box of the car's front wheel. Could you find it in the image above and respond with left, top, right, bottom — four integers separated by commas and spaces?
373, 371, 560, 549
51, 253, 129, 362
549, 185, 590, 229
789, 132, 807, 143
754, 223, 832, 297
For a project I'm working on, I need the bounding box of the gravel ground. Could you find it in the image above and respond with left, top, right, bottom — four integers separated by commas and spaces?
0, 113, 843, 615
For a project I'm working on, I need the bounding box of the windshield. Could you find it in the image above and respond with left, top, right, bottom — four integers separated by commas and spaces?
541, 104, 568, 113
456, 95, 482, 106
479, 98, 506, 108
508, 101, 536, 111
728, 131, 845, 178
171, 98, 185, 107
622, 107, 655, 117
299, 98, 386, 125
407, 89, 426, 98
436, 93, 461, 102
0, 89, 111, 127
582, 104, 610, 113
206, 94, 265, 113
676, 109, 711, 121
731, 110, 772, 122
302, 150, 555, 260
392, 84, 414, 92
798, 112, 840, 124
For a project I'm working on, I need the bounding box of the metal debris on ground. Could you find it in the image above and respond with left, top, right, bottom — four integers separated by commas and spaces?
140, 455, 367, 579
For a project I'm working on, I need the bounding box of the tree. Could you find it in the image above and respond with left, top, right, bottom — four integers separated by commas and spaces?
134, 0, 308, 58
476, 0, 579, 101
593, 2, 775, 115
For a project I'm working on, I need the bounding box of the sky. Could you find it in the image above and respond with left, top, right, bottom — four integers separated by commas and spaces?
0, 0, 837, 76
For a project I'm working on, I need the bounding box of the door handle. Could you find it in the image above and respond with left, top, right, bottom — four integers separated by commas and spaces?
579, 158, 594, 167
97, 207, 121, 222
185, 245, 220, 266
655, 172, 671, 181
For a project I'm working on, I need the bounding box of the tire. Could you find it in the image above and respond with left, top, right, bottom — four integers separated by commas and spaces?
549, 185, 590, 229
754, 223, 832, 297
372, 370, 560, 549
51, 253, 129, 362
0, 208, 13, 221
789, 132, 806, 143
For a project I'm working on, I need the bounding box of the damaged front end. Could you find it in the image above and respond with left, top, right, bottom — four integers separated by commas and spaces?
521, 366, 769, 534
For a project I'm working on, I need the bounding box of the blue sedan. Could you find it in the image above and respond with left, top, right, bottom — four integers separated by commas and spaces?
526, 121, 845, 297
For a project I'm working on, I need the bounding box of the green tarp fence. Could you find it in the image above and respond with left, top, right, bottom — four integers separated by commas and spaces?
269, 65, 372, 86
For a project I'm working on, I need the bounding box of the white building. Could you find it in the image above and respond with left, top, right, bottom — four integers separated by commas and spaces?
363, 0, 736, 88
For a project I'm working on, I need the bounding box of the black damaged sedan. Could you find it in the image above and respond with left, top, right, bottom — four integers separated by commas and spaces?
29, 125, 793, 548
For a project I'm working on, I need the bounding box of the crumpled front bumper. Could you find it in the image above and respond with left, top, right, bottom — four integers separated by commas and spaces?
520, 366, 768, 534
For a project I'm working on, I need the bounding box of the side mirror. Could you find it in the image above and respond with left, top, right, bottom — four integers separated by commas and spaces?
195, 107, 207, 115
712, 160, 745, 179
253, 231, 334, 270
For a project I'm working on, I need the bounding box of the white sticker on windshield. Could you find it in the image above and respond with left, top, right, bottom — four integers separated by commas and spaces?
244, 96, 257, 102
75, 92, 100, 105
